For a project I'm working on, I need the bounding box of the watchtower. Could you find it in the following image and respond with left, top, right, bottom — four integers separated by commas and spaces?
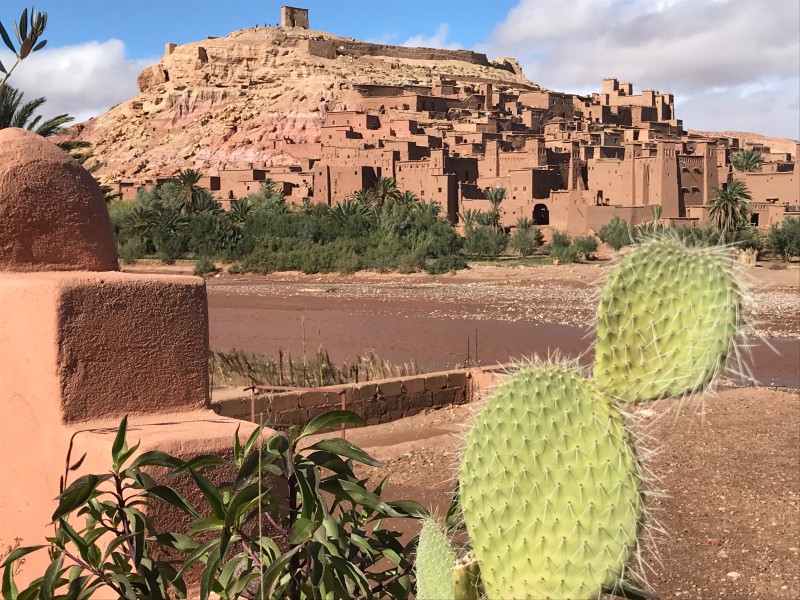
281, 6, 309, 29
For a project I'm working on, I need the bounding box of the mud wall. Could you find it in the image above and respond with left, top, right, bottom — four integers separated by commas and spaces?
211, 368, 484, 427
301, 38, 491, 67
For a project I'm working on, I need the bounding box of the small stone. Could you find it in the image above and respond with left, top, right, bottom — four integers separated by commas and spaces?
727, 572, 741, 580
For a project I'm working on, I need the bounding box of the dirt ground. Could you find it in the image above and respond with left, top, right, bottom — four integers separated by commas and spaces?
124, 259, 800, 597
334, 387, 800, 600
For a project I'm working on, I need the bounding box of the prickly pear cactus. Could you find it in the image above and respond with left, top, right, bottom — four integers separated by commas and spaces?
416, 518, 456, 600
595, 238, 742, 402
459, 365, 643, 600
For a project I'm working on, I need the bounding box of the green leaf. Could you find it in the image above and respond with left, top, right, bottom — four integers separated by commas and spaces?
129, 450, 183, 470
101, 533, 136, 563
18, 10, 27, 43
0, 22, 16, 54
0, 59, 6, 75
171, 454, 227, 475
144, 485, 200, 519
0, 546, 45, 571
243, 423, 264, 456
224, 483, 261, 530
32, 39, 46, 52
288, 517, 315, 544
40, 554, 62, 600
387, 499, 429, 518
111, 417, 128, 468
320, 479, 401, 517
2, 563, 17, 600
187, 516, 224, 537
299, 410, 365, 439
307, 451, 355, 477
189, 469, 225, 519
52, 474, 110, 520
307, 438, 383, 467
153, 532, 198, 553
445, 483, 462, 530
233, 424, 242, 462
260, 546, 301, 597
199, 551, 220, 600
175, 539, 220, 579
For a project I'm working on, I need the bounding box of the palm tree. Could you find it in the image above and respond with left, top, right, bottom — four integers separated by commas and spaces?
484, 186, 506, 230
370, 177, 402, 207
227, 198, 251, 225
397, 190, 418, 205
708, 180, 752, 240
0, 84, 73, 135
349, 189, 373, 207
730, 149, 763, 173
172, 169, 207, 215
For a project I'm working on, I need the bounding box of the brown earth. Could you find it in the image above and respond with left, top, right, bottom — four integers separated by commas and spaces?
332, 387, 800, 600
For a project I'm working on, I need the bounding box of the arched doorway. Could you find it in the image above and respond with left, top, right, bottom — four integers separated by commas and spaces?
533, 203, 549, 225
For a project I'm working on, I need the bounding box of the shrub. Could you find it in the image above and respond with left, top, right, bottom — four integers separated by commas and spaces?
509, 218, 543, 257
193, 256, 218, 276
463, 224, 507, 258
767, 217, 800, 260
1, 416, 424, 599
425, 254, 468, 274
550, 243, 579, 264
117, 237, 146, 264
597, 216, 633, 251
573, 235, 599, 260
549, 230, 572, 251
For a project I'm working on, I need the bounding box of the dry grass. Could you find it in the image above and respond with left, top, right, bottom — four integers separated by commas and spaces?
209, 347, 419, 388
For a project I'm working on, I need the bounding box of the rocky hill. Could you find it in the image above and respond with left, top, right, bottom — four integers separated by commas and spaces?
71, 26, 536, 184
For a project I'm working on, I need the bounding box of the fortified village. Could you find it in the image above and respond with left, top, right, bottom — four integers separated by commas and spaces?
76, 6, 799, 235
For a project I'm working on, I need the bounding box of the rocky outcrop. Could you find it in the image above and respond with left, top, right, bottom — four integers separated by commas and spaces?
70, 27, 539, 183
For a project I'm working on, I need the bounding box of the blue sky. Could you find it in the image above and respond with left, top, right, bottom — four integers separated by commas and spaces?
2, 0, 798, 138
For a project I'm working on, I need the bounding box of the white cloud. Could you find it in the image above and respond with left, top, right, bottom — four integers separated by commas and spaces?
1, 39, 156, 123
481, 0, 800, 138
403, 24, 462, 50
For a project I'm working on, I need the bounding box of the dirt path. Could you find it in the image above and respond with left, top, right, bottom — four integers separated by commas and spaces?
331, 388, 800, 600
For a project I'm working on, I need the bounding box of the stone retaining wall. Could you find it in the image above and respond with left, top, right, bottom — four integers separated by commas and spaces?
211, 368, 480, 427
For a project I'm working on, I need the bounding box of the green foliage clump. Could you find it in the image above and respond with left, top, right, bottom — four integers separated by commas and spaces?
547, 231, 597, 263
508, 217, 543, 257
193, 256, 218, 276
767, 217, 800, 260
108, 178, 467, 274
730, 149, 763, 173
463, 219, 507, 258
1, 414, 425, 599
597, 216, 634, 251
117, 237, 146, 264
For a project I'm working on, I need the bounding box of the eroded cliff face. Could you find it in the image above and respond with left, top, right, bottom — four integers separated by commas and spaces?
73, 27, 537, 183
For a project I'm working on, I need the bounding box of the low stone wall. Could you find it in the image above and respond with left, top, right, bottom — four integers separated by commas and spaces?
211, 368, 480, 427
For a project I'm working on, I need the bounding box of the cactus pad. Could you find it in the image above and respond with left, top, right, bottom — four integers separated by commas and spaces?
595, 239, 741, 402
416, 518, 456, 600
459, 365, 643, 599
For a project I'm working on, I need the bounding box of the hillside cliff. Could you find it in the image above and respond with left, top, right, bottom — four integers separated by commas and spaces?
72, 27, 536, 183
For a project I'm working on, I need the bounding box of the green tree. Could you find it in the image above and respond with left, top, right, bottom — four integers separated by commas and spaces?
369, 177, 402, 207
0, 83, 72, 135
172, 168, 207, 215
707, 180, 752, 240
767, 217, 800, 260
484, 186, 506, 230
509, 217, 543, 257
597, 216, 634, 251
730, 149, 763, 173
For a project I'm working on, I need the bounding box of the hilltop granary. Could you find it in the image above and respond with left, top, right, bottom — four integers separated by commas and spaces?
112, 7, 799, 234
